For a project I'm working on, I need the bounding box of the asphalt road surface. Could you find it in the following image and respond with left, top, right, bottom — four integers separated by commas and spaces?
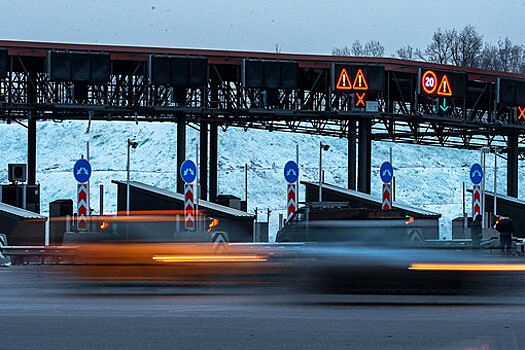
1, 266, 525, 349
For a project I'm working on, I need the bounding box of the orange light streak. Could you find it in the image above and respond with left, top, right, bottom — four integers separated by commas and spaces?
152, 255, 268, 263
409, 263, 525, 271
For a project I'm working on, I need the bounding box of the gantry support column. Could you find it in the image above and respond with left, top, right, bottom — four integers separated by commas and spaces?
347, 119, 357, 190
176, 120, 186, 194
507, 133, 519, 198
27, 116, 37, 185
27, 72, 37, 186
357, 120, 372, 194
209, 123, 218, 203
199, 122, 208, 200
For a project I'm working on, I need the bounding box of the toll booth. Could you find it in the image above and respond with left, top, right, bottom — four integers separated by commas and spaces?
0, 201, 45, 245
302, 181, 441, 240
463, 190, 525, 238
113, 180, 255, 242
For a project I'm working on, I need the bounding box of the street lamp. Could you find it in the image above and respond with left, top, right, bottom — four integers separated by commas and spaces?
319, 142, 330, 202
126, 139, 139, 214
480, 147, 490, 228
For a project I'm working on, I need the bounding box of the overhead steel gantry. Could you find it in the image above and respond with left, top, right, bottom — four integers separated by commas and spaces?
0, 40, 524, 202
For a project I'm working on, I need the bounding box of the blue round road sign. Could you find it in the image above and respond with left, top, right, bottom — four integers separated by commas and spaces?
380, 162, 394, 183
284, 161, 299, 183
470, 163, 483, 185
73, 159, 92, 183
180, 159, 197, 183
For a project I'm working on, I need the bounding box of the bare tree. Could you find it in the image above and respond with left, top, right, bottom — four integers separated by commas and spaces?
425, 28, 456, 64
481, 37, 523, 72
363, 41, 385, 57
395, 45, 424, 61
331, 46, 351, 56
450, 25, 483, 67
351, 40, 364, 56
333, 40, 384, 57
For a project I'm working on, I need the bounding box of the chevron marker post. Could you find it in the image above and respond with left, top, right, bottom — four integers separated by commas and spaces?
472, 185, 482, 217
382, 183, 392, 210
287, 183, 297, 220
77, 183, 88, 231
184, 184, 195, 229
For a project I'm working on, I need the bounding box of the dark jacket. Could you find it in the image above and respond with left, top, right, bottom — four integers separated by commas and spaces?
496, 217, 514, 235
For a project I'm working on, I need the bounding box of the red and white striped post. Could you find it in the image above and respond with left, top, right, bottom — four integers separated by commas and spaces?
77, 183, 88, 231
472, 184, 482, 217
382, 183, 392, 210
184, 184, 195, 229
287, 183, 297, 220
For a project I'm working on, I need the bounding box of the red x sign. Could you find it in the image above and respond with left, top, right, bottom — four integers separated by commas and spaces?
355, 93, 366, 107
518, 106, 525, 120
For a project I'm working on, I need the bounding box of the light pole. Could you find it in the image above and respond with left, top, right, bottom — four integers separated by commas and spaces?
480, 147, 489, 228
126, 139, 139, 214
319, 142, 330, 202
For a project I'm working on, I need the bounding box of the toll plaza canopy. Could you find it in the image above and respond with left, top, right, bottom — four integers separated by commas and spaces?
0, 40, 523, 203
302, 181, 441, 220
113, 180, 255, 242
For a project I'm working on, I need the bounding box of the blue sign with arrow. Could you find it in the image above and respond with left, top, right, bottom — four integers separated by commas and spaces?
470, 163, 483, 185
73, 159, 92, 183
380, 161, 394, 184
180, 159, 197, 184
284, 161, 299, 184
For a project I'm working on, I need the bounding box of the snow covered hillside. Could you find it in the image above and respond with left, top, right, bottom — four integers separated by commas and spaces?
0, 120, 523, 241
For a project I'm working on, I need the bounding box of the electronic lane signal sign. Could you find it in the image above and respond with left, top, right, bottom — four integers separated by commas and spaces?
419, 68, 467, 99
336, 69, 352, 90
333, 64, 385, 93
518, 106, 525, 121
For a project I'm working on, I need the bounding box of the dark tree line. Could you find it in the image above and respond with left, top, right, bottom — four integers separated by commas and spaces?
332, 25, 525, 73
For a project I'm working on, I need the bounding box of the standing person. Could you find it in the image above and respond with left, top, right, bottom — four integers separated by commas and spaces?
495, 216, 514, 252
471, 214, 482, 248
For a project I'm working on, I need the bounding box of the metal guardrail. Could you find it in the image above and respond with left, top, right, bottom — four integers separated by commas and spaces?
1, 246, 78, 265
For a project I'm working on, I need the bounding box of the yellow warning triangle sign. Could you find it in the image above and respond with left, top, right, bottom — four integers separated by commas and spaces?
336, 69, 352, 90
437, 75, 452, 96
352, 69, 368, 90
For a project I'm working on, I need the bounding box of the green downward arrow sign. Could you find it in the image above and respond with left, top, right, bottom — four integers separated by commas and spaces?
440, 98, 450, 112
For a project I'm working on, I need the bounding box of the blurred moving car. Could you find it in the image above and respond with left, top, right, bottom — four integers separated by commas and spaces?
276, 204, 436, 246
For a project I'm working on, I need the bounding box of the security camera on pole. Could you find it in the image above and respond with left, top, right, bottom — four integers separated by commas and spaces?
284, 160, 299, 220
73, 158, 92, 231
380, 161, 393, 210
180, 159, 197, 230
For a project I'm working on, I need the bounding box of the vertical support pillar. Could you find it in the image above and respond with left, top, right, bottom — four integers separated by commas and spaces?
507, 133, 519, 198
199, 122, 208, 200
347, 119, 357, 190
209, 123, 218, 203
27, 116, 37, 185
176, 120, 186, 194
27, 71, 38, 186
358, 120, 372, 194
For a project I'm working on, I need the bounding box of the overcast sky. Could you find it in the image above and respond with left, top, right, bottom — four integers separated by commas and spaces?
1, 0, 523, 55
